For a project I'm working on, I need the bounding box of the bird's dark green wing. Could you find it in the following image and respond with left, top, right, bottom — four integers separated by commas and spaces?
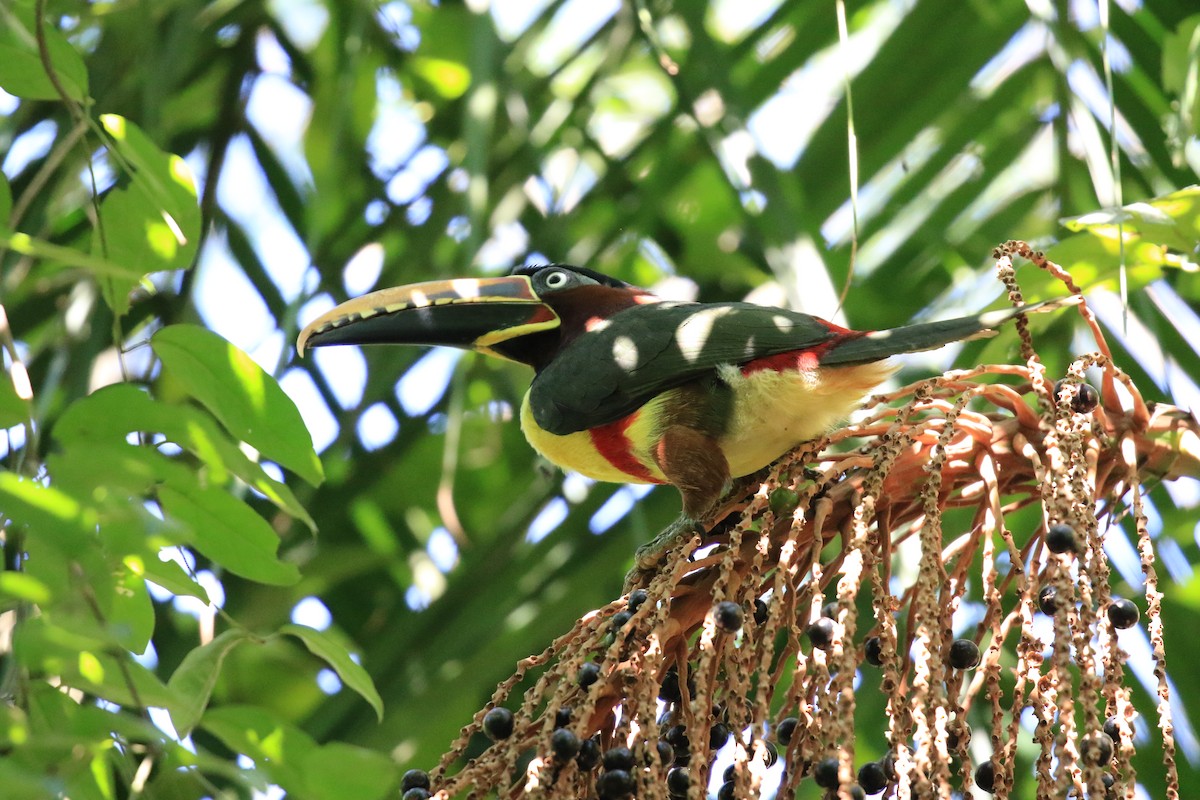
528, 301, 838, 435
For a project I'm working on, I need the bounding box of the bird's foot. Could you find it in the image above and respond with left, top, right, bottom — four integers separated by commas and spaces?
624, 516, 703, 590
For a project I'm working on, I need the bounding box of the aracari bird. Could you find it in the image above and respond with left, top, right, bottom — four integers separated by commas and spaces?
298, 265, 1069, 525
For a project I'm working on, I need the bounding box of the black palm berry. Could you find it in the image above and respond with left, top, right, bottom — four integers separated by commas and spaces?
596, 769, 635, 800
665, 725, 690, 751
1103, 715, 1121, 742
1101, 772, 1115, 790
1038, 585, 1059, 615
974, 760, 995, 793
848, 786, 866, 800
864, 636, 883, 666
654, 740, 674, 765
610, 610, 633, 630
1108, 598, 1139, 629
775, 716, 799, 746
551, 728, 581, 761
822, 601, 839, 619
555, 706, 573, 728
948, 638, 981, 670
807, 618, 836, 650
710, 722, 731, 749
578, 661, 601, 688
602, 747, 636, 773
761, 741, 778, 767
577, 737, 601, 771
1081, 732, 1114, 766
627, 588, 649, 611
666, 766, 690, 797
1054, 379, 1099, 413
880, 745, 909, 779
813, 756, 840, 789
402, 790, 431, 800
1045, 523, 1078, 554
716, 780, 736, 800
754, 598, 769, 626
482, 707, 514, 741
401, 770, 431, 793
946, 726, 968, 751
723, 764, 738, 783
659, 669, 682, 703
714, 601, 744, 631
857, 761, 888, 794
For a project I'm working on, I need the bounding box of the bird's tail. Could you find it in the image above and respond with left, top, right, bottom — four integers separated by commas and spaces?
820, 296, 1081, 366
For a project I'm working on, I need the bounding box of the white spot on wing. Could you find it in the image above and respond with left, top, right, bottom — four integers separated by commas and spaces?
612, 335, 639, 371
675, 306, 731, 363
772, 315, 793, 332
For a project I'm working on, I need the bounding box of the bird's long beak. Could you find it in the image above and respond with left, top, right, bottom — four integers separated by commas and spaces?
297, 275, 560, 356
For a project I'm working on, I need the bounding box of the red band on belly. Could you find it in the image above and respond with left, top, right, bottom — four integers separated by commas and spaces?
589, 414, 664, 484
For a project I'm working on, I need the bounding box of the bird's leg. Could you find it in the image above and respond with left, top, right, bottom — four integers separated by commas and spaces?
625, 426, 732, 585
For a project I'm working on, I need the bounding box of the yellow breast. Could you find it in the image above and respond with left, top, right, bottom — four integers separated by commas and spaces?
518, 360, 895, 485
713, 360, 897, 477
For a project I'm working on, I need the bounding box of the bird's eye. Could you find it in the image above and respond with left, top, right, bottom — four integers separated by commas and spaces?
543, 270, 569, 289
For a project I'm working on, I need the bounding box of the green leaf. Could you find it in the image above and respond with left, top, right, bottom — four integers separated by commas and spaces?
91, 115, 199, 316
0, 8, 89, 101
15, 617, 182, 710
280, 623, 383, 721
157, 481, 301, 586
201, 706, 315, 794
167, 628, 254, 736
201, 706, 396, 800
0, 229, 149, 281
99, 115, 201, 243
301, 742, 398, 800
55, 383, 317, 531
109, 570, 155, 655
152, 325, 324, 486
0, 571, 51, 604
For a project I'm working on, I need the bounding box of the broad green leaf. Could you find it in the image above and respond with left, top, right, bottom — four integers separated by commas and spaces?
56, 383, 316, 531
109, 570, 155, 655
157, 482, 300, 586
300, 742, 398, 800
201, 706, 395, 800
99, 114, 201, 245
0, 229, 148, 280
0, 9, 88, 101
0, 571, 51, 604
280, 623, 383, 721
0, 472, 93, 551
167, 628, 254, 736
202, 706, 315, 793
94, 115, 201, 316
152, 325, 324, 486
15, 617, 182, 710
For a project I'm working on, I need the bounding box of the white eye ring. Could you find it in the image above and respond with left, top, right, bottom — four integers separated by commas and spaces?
543, 270, 569, 289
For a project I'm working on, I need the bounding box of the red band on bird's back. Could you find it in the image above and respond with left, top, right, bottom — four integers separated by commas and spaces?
740, 320, 867, 376
589, 414, 664, 484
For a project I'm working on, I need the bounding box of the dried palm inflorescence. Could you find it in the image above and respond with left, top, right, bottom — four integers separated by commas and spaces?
422, 243, 1199, 800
